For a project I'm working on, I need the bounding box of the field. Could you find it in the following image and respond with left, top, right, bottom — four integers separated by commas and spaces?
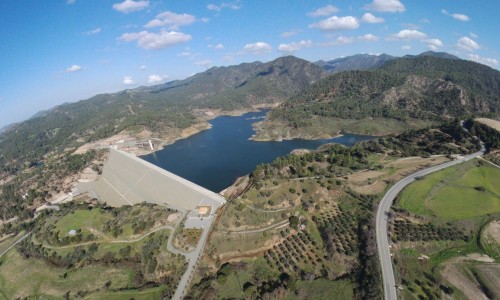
392, 158, 500, 299
188, 146, 463, 299
397, 159, 500, 220
0, 250, 134, 299
476, 118, 500, 132
0, 203, 186, 299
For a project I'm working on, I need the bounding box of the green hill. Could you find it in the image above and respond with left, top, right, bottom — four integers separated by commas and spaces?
267, 56, 500, 133
0, 56, 325, 172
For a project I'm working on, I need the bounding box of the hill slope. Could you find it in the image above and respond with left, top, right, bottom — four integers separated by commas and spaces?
262, 56, 500, 139
0, 56, 325, 171
315, 53, 395, 73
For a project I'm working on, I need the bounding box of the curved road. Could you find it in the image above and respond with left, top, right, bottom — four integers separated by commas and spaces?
376, 146, 484, 300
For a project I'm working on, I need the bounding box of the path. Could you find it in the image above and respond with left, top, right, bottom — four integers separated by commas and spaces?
376, 146, 484, 300
222, 220, 289, 235
33, 225, 175, 250
243, 201, 290, 213
0, 232, 31, 258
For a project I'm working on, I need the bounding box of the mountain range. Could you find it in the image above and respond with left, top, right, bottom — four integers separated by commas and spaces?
1, 51, 499, 171
270, 55, 500, 129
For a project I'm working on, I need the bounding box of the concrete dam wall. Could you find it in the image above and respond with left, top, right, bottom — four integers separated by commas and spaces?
77, 148, 226, 212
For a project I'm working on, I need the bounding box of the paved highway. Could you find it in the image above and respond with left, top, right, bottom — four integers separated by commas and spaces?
376, 146, 485, 300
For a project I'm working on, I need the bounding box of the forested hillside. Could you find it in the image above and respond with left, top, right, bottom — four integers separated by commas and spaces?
0, 56, 325, 173
315, 53, 395, 73
269, 56, 500, 130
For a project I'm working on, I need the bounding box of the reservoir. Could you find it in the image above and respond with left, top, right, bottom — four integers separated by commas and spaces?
141, 110, 374, 192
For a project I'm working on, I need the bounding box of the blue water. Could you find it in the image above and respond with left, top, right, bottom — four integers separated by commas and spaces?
142, 110, 374, 192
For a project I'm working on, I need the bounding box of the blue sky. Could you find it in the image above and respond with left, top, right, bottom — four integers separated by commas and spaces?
0, 0, 498, 128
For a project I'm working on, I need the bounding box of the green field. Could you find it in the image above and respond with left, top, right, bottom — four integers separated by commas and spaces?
0, 250, 134, 299
393, 158, 500, 299
0, 204, 184, 299
397, 159, 500, 220
84, 286, 166, 300
53, 208, 111, 238
286, 278, 355, 300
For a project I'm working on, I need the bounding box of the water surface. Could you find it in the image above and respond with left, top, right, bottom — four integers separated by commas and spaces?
142, 110, 374, 192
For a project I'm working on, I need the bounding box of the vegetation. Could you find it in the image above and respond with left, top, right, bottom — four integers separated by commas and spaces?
267, 56, 500, 136
0, 56, 324, 176
0, 149, 102, 223
188, 121, 487, 299
465, 119, 500, 150
0, 203, 185, 299
392, 158, 500, 299
397, 159, 500, 220
392, 219, 468, 242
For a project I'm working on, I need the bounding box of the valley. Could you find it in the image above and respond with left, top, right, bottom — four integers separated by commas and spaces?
0, 52, 499, 300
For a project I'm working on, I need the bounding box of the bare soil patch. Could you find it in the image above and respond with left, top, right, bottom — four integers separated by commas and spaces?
442, 261, 488, 300
485, 220, 500, 245
352, 180, 387, 195
347, 170, 385, 182
441, 254, 496, 300
476, 118, 500, 132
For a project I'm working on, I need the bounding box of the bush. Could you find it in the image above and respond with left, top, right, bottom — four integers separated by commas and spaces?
289, 216, 299, 230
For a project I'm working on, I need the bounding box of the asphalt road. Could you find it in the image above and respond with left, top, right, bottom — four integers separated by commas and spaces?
376, 147, 485, 300
171, 213, 217, 300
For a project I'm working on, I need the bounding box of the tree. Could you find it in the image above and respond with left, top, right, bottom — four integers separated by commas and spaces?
289, 216, 299, 230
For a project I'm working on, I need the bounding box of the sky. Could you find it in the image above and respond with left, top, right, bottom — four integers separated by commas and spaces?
0, 0, 499, 128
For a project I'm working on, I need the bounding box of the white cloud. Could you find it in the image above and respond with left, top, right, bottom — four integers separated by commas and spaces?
66, 65, 82, 73
321, 34, 379, 47
207, 2, 241, 11
388, 29, 427, 40
402, 45, 411, 50
207, 43, 224, 50
402, 23, 419, 30
144, 11, 197, 30
123, 76, 135, 85
278, 40, 312, 53
361, 13, 385, 23
139, 65, 147, 70
468, 54, 498, 66
195, 60, 212, 69
441, 9, 470, 22
470, 32, 478, 38
457, 36, 480, 51
359, 34, 379, 42
67, 0, 76, 4
281, 29, 302, 38
119, 30, 192, 50
178, 50, 192, 57
309, 16, 359, 31
424, 38, 443, 51
336, 36, 354, 45
307, 5, 339, 17
113, 0, 149, 14
148, 74, 168, 84
365, 0, 405, 12
242, 42, 272, 55
83, 27, 101, 36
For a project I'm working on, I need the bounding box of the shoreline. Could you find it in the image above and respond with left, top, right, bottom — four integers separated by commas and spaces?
74, 103, 279, 157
